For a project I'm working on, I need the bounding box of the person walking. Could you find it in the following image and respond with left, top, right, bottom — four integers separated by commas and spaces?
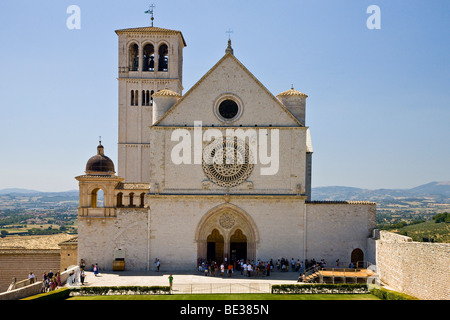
168, 274, 173, 294
94, 263, 99, 276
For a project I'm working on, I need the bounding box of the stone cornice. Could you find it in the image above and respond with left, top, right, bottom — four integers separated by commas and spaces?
149, 125, 309, 130
147, 193, 307, 200
306, 200, 376, 205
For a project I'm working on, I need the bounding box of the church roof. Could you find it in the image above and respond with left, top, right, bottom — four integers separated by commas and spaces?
153, 52, 304, 127
115, 26, 187, 46
277, 88, 308, 98
116, 182, 151, 190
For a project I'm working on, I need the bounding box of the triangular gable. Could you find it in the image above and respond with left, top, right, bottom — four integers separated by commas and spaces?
154, 52, 303, 127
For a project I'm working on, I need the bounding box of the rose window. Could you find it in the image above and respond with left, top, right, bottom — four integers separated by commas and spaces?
202, 137, 254, 188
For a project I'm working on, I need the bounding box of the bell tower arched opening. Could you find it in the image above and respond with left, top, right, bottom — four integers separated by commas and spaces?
158, 44, 168, 72
143, 44, 155, 72
129, 43, 139, 71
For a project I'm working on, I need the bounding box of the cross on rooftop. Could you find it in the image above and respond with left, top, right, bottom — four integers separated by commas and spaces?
226, 28, 233, 39
145, 4, 156, 26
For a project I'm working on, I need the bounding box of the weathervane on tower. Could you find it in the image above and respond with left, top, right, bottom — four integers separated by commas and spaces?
145, 4, 156, 27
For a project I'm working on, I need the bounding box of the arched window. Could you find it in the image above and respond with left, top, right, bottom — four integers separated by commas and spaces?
116, 192, 123, 208
134, 90, 139, 106
140, 193, 145, 207
129, 192, 135, 207
146, 90, 150, 106
142, 90, 146, 106
143, 44, 155, 72
150, 90, 154, 106
158, 44, 168, 72
91, 188, 104, 208
129, 43, 139, 71
131, 90, 135, 106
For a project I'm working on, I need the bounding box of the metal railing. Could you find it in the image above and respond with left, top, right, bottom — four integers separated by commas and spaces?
299, 261, 376, 283
172, 283, 272, 295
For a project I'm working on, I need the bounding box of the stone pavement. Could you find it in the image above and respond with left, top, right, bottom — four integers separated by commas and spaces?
70, 269, 300, 288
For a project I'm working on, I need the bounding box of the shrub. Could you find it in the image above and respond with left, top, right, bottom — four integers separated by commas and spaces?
21, 288, 71, 300
369, 286, 418, 300
271, 284, 369, 294
70, 286, 170, 296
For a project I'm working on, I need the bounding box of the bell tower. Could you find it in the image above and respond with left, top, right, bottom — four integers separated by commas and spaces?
115, 22, 187, 183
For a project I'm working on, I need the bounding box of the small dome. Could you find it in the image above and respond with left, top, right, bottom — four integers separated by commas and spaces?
85, 142, 115, 175
152, 89, 181, 98
277, 87, 308, 98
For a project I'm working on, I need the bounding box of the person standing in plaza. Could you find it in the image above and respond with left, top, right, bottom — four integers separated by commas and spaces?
80, 269, 86, 285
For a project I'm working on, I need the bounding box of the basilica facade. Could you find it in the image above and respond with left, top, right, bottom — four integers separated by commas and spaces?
75, 24, 376, 271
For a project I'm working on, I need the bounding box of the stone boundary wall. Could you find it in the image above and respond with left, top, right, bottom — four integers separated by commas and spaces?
376, 231, 450, 300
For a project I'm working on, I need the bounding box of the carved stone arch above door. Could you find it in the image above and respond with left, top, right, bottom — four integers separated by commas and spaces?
195, 203, 258, 262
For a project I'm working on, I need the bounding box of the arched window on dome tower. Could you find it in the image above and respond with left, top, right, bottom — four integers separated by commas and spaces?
91, 188, 104, 208
143, 44, 155, 72
129, 43, 139, 71
158, 44, 168, 72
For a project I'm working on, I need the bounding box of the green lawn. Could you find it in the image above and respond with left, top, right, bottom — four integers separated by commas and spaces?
67, 293, 379, 300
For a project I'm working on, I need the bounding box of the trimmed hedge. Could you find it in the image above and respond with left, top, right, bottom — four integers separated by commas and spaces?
272, 283, 369, 294
21, 288, 72, 300
369, 286, 419, 300
70, 286, 171, 296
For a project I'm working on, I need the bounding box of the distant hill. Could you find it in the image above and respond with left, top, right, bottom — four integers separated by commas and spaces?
312, 181, 450, 201
0, 188, 78, 196
0, 188, 42, 195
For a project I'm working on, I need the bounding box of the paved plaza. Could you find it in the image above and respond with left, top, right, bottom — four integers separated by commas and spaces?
69, 269, 300, 289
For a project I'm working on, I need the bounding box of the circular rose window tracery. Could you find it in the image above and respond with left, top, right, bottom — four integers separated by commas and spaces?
202, 136, 254, 188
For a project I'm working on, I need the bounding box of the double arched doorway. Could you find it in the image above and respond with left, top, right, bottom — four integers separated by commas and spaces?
196, 204, 258, 265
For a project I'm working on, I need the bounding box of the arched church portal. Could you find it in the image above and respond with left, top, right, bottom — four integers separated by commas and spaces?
207, 229, 224, 264
196, 204, 258, 264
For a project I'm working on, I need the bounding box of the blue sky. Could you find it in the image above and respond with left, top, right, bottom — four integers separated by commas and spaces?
0, 0, 448, 192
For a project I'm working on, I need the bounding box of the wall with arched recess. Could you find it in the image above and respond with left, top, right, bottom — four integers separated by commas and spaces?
195, 203, 259, 262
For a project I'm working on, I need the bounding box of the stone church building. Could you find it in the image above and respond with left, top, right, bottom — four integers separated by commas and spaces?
75, 24, 376, 271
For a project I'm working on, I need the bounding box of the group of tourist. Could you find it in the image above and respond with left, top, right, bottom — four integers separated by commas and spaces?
196, 257, 332, 278
39, 271, 61, 292
196, 258, 290, 277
